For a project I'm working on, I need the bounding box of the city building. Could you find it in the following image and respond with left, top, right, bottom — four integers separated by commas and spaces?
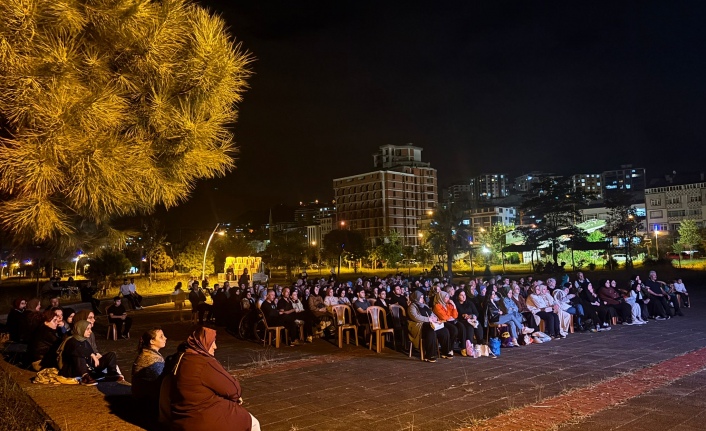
513, 172, 557, 193
442, 182, 472, 205
462, 205, 517, 239
602, 165, 646, 197
469, 174, 509, 201
294, 200, 336, 226
645, 172, 706, 233
333, 144, 437, 247
570, 173, 602, 200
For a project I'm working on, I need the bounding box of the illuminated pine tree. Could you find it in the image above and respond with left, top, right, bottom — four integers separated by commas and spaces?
0, 0, 252, 245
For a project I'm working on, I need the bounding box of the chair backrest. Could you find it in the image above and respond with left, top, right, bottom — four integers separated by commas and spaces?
389, 304, 405, 328
367, 298, 377, 306
331, 304, 352, 326
366, 306, 388, 330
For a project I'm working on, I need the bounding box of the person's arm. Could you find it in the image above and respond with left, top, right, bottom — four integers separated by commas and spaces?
407, 304, 430, 323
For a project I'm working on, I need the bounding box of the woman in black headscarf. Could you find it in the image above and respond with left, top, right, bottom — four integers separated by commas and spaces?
59, 320, 121, 385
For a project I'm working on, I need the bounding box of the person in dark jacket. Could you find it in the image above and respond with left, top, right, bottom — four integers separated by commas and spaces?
59, 320, 121, 385
453, 290, 484, 348
165, 326, 259, 431
597, 279, 632, 324
29, 310, 62, 371
6, 298, 26, 342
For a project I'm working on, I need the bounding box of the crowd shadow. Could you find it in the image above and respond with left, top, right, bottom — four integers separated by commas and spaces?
99, 382, 161, 430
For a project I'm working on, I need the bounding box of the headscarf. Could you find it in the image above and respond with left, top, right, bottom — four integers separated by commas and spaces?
73, 320, 91, 342
434, 291, 449, 310
74, 309, 92, 323
411, 291, 424, 304
186, 326, 217, 357
27, 298, 41, 312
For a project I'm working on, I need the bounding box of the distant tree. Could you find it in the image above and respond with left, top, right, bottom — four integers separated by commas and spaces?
427, 205, 469, 280
515, 225, 544, 270
677, 219, 702, 254
150, 248, 174, 273
476, 223, 513, 264
86, 250, 131, 280
377, 230, 404, 268
322, 229, 366, 271
175, 240, 212, 277
266, 231, 307, 281
603, 190, 642, 269
520, 177, 589, 265
0, 0, 252, 246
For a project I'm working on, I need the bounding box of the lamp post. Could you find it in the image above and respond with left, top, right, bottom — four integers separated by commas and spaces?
202, 223, 224, 282
74, 254, 86, 277
654, 228, 660, 257
311, 241, 321, 275
469, 240, 475, 276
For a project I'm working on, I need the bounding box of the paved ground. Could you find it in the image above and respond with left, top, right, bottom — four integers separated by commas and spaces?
4, 281, 705, 431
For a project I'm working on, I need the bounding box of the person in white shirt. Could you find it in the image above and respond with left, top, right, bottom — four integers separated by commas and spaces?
673, 278, 689, 308
119, 278, 143, 310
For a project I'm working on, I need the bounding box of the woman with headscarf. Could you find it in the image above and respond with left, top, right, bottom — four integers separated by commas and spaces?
7, 298, 26, 342
132, 328, 167, 408
59, 320, 122, 385
432, 291, 466, 357
407, 291, 451, 362
166, 327, 259, 431
453, 290, 484, 355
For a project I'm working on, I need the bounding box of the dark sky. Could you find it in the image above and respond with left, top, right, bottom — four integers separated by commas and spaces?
155, 0, 706, 229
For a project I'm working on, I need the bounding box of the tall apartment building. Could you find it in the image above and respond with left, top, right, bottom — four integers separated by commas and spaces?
333, 144, 437, 247
570, 173, 602, 199
462, 206, 517, 239
469, 174, 509, 201
294, 201, 336, 226
602, 165, 646, 197
513, 172, 557, 193
442, 183, 472, 205
645, 173, 705, 233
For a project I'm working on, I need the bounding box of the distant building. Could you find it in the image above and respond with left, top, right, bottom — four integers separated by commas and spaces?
294, 201, 336, 226
602, 165, 646, 197
470, 174, 509, 201
462, 205, 517, 239
513, 172, 556, 193
442, 182, 472, 205
333, 144, 437, 247
570, 173, 602, 200
645, 172, 706, 232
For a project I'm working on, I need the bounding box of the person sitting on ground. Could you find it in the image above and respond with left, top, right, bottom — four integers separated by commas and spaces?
453, 289, 484, 353
189, 281, 213, 324
29, 310, 62, 371
407, 291, 451, 362
20, 298, 44, 343
73, 310, 116, 362
132, 328, 167, 408
673, 278, 689, 307
7, 298, 26, 343
165, 326, 260, 431
107, 297, 133, 339
59, 320, 123, 385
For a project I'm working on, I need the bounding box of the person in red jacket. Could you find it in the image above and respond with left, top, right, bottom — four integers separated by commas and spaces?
166, 327, 260, 431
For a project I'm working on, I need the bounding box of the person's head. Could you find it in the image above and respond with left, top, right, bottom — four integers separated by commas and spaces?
187, 326, 217, 356
326, 287, 334, 297
587, 282, 594, 293
512, 284, 521, 296
540, 284, 548, 295
123, 278, 128, 284
356, 287, 366, 299
53, 307, 63, 323
677, 278, 683, 284
266, 290, 275, 302
13, 298, 26, 311
282, 287, 291, 298
27, 298, 41, 311
411, 291, 424, 304
546, 278, 556, 289
456, 290, 467, 303
64, 308, 75, 324
506, 288, 513, 299
602, 279, 610, 288
42, 310, 58, 328
313, 285, 320, 295
49, 297, 60, 308
649, 271, 657, 281
577, 272, 585, 281
379, 290, 387, 300
113, 297, 122, 306
130, 278, 135, 284
73, 320, 92, 340
291, 290, 299, 301
175, 281, 183, 290
139, 327, 167, 352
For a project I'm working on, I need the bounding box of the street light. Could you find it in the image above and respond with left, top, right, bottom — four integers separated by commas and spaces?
469, 239, 475, 276
340, 220, 346, 229
654, 228, 660, 257
202, 223, 225, 282
74, 254, 86, 277
311, 240, 321, 275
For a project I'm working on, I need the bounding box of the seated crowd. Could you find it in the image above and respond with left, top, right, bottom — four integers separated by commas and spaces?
188, 268, 688, 363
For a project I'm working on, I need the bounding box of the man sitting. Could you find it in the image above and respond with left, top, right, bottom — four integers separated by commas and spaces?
107, 297, 133, 339
120, 278, 143, 310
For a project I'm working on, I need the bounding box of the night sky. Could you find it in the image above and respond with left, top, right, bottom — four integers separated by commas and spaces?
155, 1, 706, 229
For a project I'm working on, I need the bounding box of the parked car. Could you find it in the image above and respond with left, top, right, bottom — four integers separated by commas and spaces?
612, 254, 627, 262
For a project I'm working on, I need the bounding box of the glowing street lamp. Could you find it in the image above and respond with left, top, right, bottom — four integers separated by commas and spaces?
74, 254, 86, 277
202, 223, 225, 281
654, 228, 660, 257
